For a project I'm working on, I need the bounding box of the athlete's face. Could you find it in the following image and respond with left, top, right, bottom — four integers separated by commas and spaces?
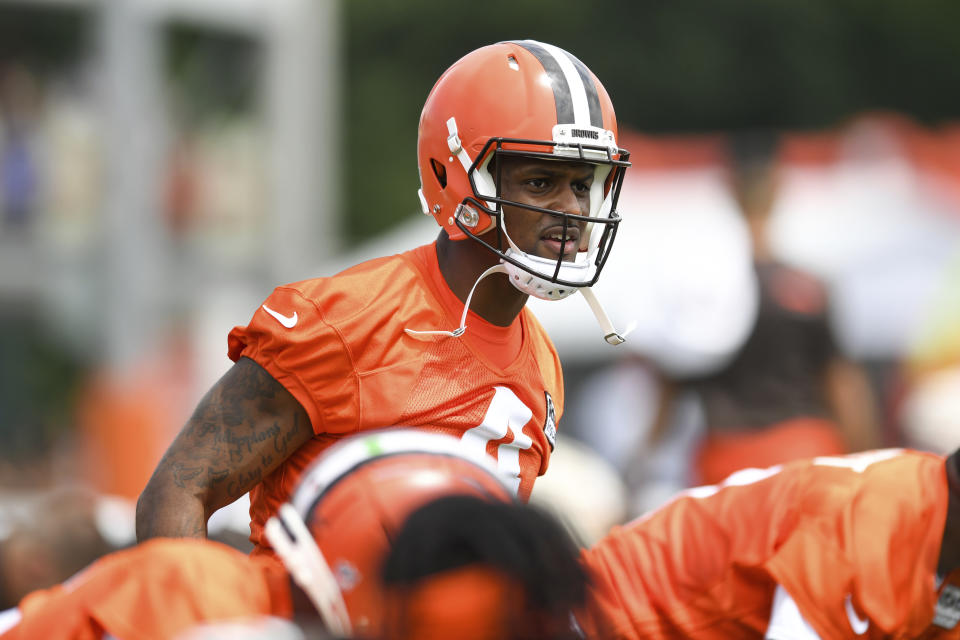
494, 155, 594, 263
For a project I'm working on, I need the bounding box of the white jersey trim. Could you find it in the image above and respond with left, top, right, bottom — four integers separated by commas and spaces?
0, 607, 21, 635
766, 584, 823, 640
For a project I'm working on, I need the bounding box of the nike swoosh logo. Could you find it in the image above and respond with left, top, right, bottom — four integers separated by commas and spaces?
262, 304, 298, 328
845, 593, 869, 635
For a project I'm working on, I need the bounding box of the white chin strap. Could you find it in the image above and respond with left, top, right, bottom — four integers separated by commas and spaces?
405, 263, 630, 345
579, 286, 633, 345
264, 504, 353, 637
405, 264, 507, 339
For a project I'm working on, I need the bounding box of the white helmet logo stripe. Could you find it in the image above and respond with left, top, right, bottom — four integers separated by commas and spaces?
536, 41, 593, 126
511, 40, 601, 127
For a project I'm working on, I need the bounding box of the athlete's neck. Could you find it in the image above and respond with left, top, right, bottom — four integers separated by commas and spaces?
435, 231, 527, 327
938, 452, 960, 578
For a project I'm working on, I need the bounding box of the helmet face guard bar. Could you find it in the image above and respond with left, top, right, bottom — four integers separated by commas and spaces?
457, 200, 621, 288
455, 137, 630, 289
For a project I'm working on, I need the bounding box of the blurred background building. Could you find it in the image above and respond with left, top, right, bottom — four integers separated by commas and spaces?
1, 0, 959, 573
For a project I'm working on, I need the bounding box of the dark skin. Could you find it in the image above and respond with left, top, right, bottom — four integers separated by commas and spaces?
136, 154, 596, 540
136, 356, 314, 539
438, 155, 594, 326
938, 450, 960, 578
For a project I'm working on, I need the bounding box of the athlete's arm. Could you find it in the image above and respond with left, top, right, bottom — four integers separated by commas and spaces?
823, 355, 880, 453
136, 357, 314, 541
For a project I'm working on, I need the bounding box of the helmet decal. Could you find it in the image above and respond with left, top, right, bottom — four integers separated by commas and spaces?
509, 40, 604, 128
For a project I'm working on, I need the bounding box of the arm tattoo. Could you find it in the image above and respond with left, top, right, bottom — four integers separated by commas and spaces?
172, 463, 203, 488
153, 357, 312, 505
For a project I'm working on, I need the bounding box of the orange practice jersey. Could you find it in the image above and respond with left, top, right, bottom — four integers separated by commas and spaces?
0, 539, 292, 640
579, 449, 958, 639
227, 242, 564, 555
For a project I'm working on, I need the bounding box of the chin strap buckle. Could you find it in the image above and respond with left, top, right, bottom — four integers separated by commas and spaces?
603, 332, 626, 346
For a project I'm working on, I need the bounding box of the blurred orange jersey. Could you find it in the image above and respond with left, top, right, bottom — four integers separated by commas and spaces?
227, 242, 564, 556
579, 449, 958, 639
0, 539, 292, 640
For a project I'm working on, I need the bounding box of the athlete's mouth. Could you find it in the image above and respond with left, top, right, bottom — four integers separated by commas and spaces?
541, 225, 582, 261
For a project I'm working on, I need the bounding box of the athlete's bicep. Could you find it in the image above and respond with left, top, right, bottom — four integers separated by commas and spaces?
765, 585, 823, 640
139, 357, 314, 532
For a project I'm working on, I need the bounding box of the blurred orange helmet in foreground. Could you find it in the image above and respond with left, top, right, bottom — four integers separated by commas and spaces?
264, 429, 515, 638
378, 494, 588, 640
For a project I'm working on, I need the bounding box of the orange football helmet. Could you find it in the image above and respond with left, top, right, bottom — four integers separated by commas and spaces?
264, 430, 515, 638
416, 40, 630, 303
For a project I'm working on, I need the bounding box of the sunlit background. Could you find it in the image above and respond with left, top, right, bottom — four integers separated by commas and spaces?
1, 0, 960, 596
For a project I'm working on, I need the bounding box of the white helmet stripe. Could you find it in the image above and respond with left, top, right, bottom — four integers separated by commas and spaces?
289, 429, 509, 517
512, 40, 600, 127
536, 41, 592, 126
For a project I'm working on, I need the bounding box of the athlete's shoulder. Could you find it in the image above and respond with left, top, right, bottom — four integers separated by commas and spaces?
94, 538, 254, 587
766, 449, 949, 636
91, 540, 278, 625
9, 540, 262, 640
792, 448, 943, 499
280, 244, 438, 322
136, 537, 249, 565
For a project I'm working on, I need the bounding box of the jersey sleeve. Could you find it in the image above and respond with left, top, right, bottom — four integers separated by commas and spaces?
228, 285, 359, 435
764, 451, 949, 638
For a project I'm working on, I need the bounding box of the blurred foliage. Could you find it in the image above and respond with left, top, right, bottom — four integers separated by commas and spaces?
0, 5, 91, 72
164, 23, 262, 126
343, 0, 960, 244
0, 311, 85, 462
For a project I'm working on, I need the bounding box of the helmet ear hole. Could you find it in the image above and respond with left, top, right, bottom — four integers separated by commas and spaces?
430, 158, 447, 188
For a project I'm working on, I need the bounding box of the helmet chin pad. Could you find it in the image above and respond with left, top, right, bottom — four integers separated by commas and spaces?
501, 248, 594, 300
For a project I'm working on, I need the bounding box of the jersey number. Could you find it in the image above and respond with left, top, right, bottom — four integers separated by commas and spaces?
460, 386, 534, 493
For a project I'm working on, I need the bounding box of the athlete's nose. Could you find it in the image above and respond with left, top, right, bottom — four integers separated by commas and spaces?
550, 183, 586, 218
548, 184, 590, 252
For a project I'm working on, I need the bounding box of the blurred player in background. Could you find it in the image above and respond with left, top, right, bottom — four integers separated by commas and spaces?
136, 39, 631, 555
686, 130, 880, 485
577, 446, 960, 639
2, 430, 587, 640
0, 487, 119, 611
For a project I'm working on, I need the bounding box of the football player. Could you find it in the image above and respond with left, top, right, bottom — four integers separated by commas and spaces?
375, 494, 587, 640
0, 430, 587, 639
136, 39, 632, 556
576, 446, 960, 639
